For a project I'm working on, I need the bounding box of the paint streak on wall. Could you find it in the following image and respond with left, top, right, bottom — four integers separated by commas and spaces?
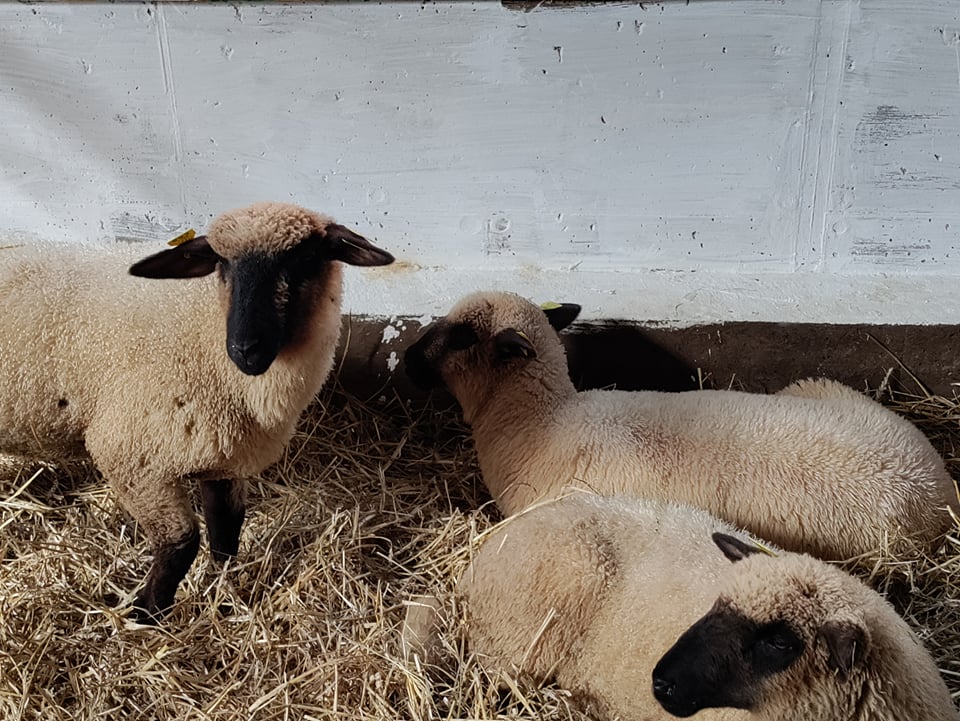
1, 1, 959, 324
825, 1, 960, 272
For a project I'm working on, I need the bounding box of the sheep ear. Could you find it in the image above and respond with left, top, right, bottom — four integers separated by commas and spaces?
820, 621, 868, 679
541, 302, 581, 331
494, 328, 537, 362
129, 236, 220, 278
323, 224, 395, 267
712, 533, 763, 563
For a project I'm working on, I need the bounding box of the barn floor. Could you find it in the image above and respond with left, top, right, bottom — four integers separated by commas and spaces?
0, 377, 958, 720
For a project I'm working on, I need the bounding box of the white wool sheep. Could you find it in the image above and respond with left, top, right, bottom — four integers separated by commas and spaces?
653, 534, 958, 720
0, 202, 393, 621
456, 493, 756, 721
404, 291, 958, 560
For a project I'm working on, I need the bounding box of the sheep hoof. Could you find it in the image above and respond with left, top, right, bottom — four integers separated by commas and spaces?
130, 594, 164, 625
210, 548, 238, 565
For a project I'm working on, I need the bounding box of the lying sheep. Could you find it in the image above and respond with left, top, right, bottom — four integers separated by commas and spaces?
456, 493, 755, 721
404, 291, 958, 560
0, 202, 393, 621
653, 534, 958, 720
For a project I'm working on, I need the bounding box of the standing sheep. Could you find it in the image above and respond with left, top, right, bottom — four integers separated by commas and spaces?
0, 202, 394, 621
456, 493, 756, 721
404, 291, 958, 560
652, 534, 958, 720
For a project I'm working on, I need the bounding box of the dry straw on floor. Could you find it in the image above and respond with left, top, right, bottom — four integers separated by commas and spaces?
0, 375, 958, 720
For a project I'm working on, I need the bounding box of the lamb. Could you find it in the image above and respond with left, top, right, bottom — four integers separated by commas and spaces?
652, 534, 958, 720
455, 493, 757, 721
0, 201, 394, 621
404, 291, 958, 560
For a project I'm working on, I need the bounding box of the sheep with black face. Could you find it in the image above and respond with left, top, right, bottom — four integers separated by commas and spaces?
453, 493, 756, 721
653, 534, 957, 721
404, 291, 958, 560
0, 201, 393, 621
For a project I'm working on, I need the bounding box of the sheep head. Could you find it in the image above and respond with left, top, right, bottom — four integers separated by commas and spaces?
652, 534, 872, 720
129, 202, 394, 376
404, 291, 580, 411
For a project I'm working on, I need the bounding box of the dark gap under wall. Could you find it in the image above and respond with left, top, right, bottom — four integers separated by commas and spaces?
337, 317, 960, 401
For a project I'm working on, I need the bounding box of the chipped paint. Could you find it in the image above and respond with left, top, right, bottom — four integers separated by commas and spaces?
381, 321, 404, 345
386, 351, 400, 373
1, 1, 959, 325
381, 325, 401, 344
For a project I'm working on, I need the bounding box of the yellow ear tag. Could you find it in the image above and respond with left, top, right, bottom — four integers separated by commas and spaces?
167, 229, 196, 247
750, 539, 779, 557
515, 330, 533, 357
540, 301, 562, 311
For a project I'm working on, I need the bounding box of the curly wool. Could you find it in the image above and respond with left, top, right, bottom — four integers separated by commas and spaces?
206, 201, 335, 258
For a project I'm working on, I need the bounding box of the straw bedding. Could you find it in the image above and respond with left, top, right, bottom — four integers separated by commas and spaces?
0, 374, 958, 720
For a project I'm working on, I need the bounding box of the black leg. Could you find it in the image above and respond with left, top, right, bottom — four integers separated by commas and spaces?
132, 526, 201, 624
200, 479, 246, 563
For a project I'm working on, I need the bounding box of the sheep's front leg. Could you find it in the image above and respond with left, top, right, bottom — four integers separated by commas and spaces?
133, 525, 201, 623
107, 471, 201, 623
200, 478, 246, 563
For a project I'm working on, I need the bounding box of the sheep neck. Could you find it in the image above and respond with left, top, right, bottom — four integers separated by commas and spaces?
465, 360, 576, 510
847, 636, 958, 721
466, 360, 575, 431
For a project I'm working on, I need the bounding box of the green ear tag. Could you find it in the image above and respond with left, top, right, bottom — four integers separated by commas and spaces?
516, 330, 531, 342
167, 229, 196, 247
540, 301, 562, 311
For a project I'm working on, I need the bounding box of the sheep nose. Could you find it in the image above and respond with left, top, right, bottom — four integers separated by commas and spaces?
228, 338, 275, 376
652, 675, 676, 700
236, 338, 265, 360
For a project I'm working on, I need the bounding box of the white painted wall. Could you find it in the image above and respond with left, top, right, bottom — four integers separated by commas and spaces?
2, 1, 959, 325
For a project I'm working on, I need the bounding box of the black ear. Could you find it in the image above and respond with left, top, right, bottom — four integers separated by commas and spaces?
542, 302, 581, 332
323, 224, 395, 267
712, 533, 764, 563
820, 621, 868, 679
494, 328, 536, 362
129, 236, 220, 278
447, 323, 479, 351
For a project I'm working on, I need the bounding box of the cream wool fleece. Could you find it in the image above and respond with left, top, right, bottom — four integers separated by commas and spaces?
407, 291, 958, 561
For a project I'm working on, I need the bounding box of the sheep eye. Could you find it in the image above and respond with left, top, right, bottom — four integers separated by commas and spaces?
760, 634, 797, 652
447, 323, 479, 351
750, 621, 804, 675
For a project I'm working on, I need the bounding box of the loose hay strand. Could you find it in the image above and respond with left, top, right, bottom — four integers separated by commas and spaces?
0, 376, 958, 719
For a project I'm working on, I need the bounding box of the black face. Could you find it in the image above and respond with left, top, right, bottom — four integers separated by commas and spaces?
403, 321, 479, 390
404, 325, 444, 389
222, 249, 311, 376
403, 300, 581, 390
652, 605, 805, 718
